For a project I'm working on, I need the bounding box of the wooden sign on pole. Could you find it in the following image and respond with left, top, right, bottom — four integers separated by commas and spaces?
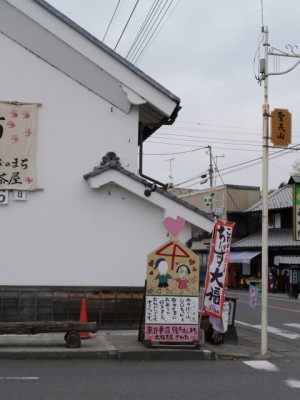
271, 108, 291, 147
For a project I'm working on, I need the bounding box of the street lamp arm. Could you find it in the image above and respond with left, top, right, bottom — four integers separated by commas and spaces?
269, 45, 300, 58
269, 60, 300, 76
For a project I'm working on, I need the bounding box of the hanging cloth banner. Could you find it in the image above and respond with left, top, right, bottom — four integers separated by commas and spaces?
249, 284, 259, 309
0, 103, 38, 190
203, 220, 234, 319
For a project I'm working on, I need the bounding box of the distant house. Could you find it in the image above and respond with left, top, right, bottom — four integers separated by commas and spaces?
230, 182, 300, 291
169, 184, 261, 282
0, 0, 214, 294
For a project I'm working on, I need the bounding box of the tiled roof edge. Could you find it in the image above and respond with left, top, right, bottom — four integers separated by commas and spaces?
83, 152, 213, 221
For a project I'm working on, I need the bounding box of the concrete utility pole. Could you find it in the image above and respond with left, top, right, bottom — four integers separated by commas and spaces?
164, 157, 174, 187
260, 26, 300, 356
261, 26, 269, 357
214, 154, 225, 186
207, 145, 214, 212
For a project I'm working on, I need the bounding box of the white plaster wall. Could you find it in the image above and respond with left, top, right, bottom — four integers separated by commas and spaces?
0, 33, 178, 286
1, 181, 192, 286
0, 33, 139, 175
7, 0, 178, 117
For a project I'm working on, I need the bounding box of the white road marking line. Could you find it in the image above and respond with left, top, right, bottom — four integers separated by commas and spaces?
0, 377, 39, 380
243, 360, 279, 372
264, 326, 300, 339
283, 323, 300, 329
285, 379, 300, 389
236, 320, 300, 339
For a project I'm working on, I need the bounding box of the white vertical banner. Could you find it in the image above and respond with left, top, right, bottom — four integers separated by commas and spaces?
0, 103, 38, 190
203, 220, 234, 319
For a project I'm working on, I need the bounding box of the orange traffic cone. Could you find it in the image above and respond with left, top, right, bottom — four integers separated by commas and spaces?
79, 299, 90, 339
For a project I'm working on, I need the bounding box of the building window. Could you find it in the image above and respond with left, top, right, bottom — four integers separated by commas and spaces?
274, 213, 281, 228
269, 213, 281, 229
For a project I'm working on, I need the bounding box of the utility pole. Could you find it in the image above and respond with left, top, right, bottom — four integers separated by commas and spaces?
207, 145, 214, 212
164, 157, 174, 187
259, 26, 300, 356
261, 26, 269, 357
214, 154, 225, 186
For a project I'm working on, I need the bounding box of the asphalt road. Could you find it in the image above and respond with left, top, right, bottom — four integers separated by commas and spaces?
0, 290, 298, 399
0, 358, 299, 399
226, 290, 300, 348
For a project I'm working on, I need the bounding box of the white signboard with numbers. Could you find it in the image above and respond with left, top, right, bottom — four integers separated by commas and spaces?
0, 190, 8, 204
13, 190, 27, 201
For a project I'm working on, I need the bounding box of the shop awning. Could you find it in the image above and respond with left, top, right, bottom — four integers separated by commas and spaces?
229, 251, 261, 264
274, 255, 300, 265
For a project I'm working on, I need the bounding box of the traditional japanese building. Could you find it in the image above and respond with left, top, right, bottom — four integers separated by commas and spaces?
230, 182, 300, 292
0, 0, 213, 327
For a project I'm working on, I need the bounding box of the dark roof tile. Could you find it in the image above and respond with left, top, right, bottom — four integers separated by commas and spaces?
232, 228, 299, 248
246, 185, 292, 212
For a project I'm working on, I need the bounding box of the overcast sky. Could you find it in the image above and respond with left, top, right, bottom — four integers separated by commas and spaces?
46, 0, 300, 190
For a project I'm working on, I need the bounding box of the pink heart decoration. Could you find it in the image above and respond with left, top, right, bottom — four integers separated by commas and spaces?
163, 216, 186, 237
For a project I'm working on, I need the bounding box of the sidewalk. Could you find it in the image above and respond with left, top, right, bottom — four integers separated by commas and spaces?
0, 290, 298, 361
0, 327, 298, 361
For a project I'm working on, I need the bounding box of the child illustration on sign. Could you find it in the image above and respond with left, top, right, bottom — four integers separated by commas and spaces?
175, 264, 191, 294
154, 258, 172, 294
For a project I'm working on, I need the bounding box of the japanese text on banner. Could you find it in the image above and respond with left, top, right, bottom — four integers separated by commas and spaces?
249, 284, 259, 309
203, 220, 234, 319
0, 103, 38, 190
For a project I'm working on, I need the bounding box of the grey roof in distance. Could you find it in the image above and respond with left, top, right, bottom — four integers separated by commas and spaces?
288, 176, 300, 184
232, 228, 299, 248
246, 184, 292, 212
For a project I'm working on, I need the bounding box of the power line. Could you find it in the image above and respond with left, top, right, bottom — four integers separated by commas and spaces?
132, 0, 175, 64
125, 0, 161, 59
170, 145, 300, 187
220, 147, 300, 178
147, 140, 262, 152
134, 0, 181, 65
128, 0, 171, 63
175, 120, 261, 131
144, 141, 299, 155
159, 126, 263, 137
154, 132, 262, 145
141, 145, 207, 156
102, 0, 121, 42
114, 0, 140, 51
212, 157, 252, 221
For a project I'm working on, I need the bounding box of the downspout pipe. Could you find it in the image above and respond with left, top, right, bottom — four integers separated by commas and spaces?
138, 104, 181, 189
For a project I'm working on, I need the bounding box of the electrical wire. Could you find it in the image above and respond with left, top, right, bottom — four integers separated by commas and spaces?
141, 145, 207, 156
132, 0, 175, 64
128, 0, 171, 63
102, 0, 121, 42
134, 0, 181, 65
125, 0, 161, 59
154, 132, 262, 145
147, 140, 261, 152
212, 157, 253, 221
168, 145, 300, 187
114, 0, 140, 51
176, 120, 261, 131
